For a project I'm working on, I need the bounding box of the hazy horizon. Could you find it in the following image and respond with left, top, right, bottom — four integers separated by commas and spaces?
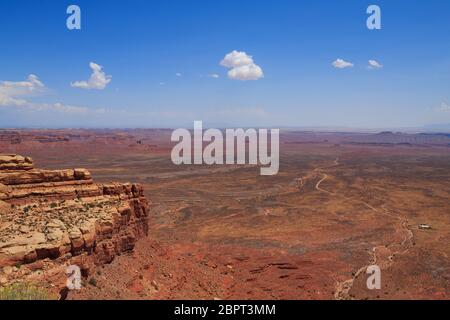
1, 124, 450, 134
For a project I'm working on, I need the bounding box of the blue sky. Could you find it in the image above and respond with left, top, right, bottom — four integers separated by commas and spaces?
0, 0, 449, 129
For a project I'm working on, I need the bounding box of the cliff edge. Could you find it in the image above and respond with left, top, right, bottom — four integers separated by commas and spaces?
0, 154, 149, 291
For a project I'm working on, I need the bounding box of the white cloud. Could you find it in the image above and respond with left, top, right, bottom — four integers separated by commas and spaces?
332, 59, 354, 69
368, 60, 383, 69
220, 51, 255, 68
227, 64, 264, 81
1, 74, 44, 90
220, 50, 264, 81
208, 73, 220, 79
176, 73, 182, 77
0, 74, 45, 107
0, 74, 106, 115
71, 62, 112, 90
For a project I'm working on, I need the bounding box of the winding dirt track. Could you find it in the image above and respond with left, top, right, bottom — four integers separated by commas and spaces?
302, 157, 414, 300
154, 156, 415, 300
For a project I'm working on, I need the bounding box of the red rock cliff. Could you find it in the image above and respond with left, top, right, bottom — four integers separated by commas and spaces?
0, 154, 149, 288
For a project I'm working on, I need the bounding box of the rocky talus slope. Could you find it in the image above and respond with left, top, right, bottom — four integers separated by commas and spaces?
0, 154, 149, 292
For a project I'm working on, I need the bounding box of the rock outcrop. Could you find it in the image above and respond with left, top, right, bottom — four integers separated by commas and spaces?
0, 154, 34, 171
0, 154, 149, 289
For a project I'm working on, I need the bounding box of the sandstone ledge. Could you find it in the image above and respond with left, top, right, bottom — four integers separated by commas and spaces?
0, 155, 34, 171
0, 155, 150, 289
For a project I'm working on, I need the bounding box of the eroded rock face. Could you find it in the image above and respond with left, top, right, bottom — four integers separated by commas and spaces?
0, 155, 34, 171
0, 154, 149, 289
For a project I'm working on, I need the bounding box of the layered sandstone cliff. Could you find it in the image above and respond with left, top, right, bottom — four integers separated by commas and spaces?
0, 154, 149, 288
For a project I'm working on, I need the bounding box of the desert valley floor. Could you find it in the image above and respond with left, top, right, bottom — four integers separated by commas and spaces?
1, 129, 449, 300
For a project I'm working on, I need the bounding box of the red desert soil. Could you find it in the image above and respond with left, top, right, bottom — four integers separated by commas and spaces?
1, 129, 449, 300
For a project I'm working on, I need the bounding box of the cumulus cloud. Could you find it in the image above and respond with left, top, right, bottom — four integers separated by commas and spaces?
0, 74, 45, 107
71, 62, 112, 90
228, 64, 264, 81
220, 51, 255, 68
332, 59, 354, 69
368, 60, 383, 69
220, 50, 264, 81
1, 74, 44, 90
0, 74, 105, 114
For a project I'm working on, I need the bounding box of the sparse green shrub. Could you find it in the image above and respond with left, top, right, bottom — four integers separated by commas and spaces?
88, 278, 97, 287
0, 283, 56, 300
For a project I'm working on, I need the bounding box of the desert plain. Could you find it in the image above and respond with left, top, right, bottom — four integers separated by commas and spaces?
0, 129, 449, 300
